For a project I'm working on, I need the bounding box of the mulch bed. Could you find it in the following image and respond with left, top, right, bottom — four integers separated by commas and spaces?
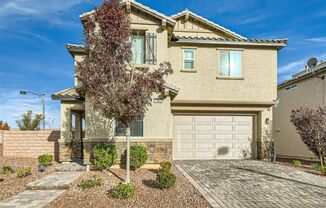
0, 157, 58, 200
45, 167, 210, 208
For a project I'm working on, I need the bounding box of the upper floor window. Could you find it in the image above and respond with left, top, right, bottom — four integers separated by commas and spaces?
131, 34, 145, 64
183, 49, 195, 70
114, 119, 144, 137
131, 32, 157, 65
218, 50, 242, 77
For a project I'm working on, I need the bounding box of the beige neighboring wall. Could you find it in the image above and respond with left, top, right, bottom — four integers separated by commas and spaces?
274, 70, 326, 161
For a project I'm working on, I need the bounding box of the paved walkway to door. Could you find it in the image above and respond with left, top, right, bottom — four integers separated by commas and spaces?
175, 160, 326, 208
0, 163, 83, 208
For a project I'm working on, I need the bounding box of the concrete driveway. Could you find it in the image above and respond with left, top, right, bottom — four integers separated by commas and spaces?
175, 160, 326, 208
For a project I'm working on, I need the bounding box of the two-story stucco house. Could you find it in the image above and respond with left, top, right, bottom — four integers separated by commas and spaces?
52, 0, 287, 164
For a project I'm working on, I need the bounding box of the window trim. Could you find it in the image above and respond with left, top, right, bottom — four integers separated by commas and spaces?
217, 50, 243, 78
113, 118, 145, 139
183, 48, 196, 71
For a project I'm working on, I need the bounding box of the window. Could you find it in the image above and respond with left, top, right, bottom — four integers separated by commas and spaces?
131, 34, 145, 64
183, 49, 195, 70
285, 84, 298, 91
219, 51, 242, 77
114, 119, 144, 137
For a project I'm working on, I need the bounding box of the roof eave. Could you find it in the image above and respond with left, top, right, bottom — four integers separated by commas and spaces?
172, 38, 287, 48
79, 1, 175, 27
278, 67, 326, 89
171, 11, 246, 40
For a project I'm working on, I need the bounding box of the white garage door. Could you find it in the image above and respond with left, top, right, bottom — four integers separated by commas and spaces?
173, 115, 253, 160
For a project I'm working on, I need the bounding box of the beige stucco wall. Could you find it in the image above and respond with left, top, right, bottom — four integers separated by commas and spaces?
167, 45, 278, 102
274, 71, 326, 160
84, 93, 173, 142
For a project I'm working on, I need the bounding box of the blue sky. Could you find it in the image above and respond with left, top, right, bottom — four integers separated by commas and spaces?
0, 0, 325, 128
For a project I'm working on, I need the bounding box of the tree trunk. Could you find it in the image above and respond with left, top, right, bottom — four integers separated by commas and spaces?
317, 132, 324, 169
125, 125, 131, 183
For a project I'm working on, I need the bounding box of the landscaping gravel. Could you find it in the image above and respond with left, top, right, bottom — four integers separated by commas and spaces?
0, 157, 58, 200
45, 167, 210, 208
276, 161, 326, 177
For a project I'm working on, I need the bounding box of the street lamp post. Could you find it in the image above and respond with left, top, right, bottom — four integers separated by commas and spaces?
19, 90, 46, 130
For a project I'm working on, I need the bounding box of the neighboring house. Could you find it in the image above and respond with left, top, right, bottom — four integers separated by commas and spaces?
52, 0, 287, 164
274, 60, 326, 161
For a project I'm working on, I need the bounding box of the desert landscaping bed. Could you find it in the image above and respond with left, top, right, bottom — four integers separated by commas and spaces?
275, 161, 326, 178
45, 167, 210, 208
0, 157, 58, 200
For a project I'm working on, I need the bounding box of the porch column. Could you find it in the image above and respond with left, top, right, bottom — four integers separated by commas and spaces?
72, 114, 83, 160
59, 105, 73, 162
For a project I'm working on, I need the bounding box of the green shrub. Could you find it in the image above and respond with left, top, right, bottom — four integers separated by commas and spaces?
1, 166, 14, 175
159, 161, 172, 173
79, 174, 102, 189
293, 160, 302, 168
311, 163, 320, 170
156, 171, 176, 189
112, 183, 135, 199
16, 167, 32, 178
93, 144, 118, 171
321, 167, 326, 175
121, 145, 148, 170
38, 154, 53, 167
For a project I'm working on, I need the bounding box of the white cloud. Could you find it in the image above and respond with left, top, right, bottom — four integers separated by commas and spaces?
0, 0, 91, 28
278, 53, 326, 80
306, 37, 326, 44
238, 15, 266, 25
0, 89, 60, 129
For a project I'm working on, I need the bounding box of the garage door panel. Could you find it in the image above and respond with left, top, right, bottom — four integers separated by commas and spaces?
195, 125, 213, 131
174, 124, 192, 131
195, 134, 213, 140
215, 125, 233, 131
194, 116, 213, 122
174, 116, 193, 122
174, 115, 253, 160
214, 116, 233, 122
215, 134, 233, 140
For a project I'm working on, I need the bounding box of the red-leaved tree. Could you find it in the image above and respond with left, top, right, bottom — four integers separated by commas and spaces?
77, 0, 173, 183
290, 106, 326, 169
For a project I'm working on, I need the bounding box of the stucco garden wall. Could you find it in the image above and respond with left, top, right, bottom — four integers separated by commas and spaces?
0, 130, 60, 161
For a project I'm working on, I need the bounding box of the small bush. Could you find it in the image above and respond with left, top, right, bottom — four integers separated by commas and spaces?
0, 122, 10, 130
156, 171, 176, 189
121, 145, 148, 170
16, 167, 32, 178
311, 163, 320, 170
93, 144, 118, 171
159, 161, 172, 173
1, 166, 14, 175
79, 174, 102, 189
321, 167, 326, 175
293, 160, 302, 168
38, 154, 53, 167
112, 183, 135, 199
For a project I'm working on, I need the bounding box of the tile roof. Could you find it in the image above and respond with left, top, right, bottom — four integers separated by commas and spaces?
172, 35, 288, 47
52, 87, 82, 100
80, 0, 175, 26
66, 44, 85, 56
171, 9, 246, 40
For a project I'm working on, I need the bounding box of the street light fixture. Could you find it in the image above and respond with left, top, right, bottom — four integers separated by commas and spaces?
19, 90, 46, 130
